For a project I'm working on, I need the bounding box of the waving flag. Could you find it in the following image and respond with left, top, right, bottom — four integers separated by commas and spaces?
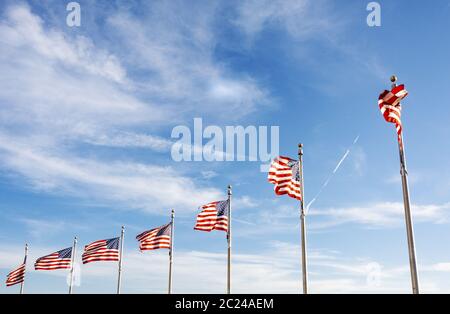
194, 200, 229, 232
6, 263, 26, 287
378, 84, 408, 143
136, 223, 172, 250
35, 247, 72, 270
268, 156, 302, 200
82, 237, 120, 264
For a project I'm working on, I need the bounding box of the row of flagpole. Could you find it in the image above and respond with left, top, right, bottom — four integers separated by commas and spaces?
5, 76, 419, 294
7, 199, 231, 295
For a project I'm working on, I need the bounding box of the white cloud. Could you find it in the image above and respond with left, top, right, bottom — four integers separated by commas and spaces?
0, 3, 270, 214
310, 202, 450, 229
106, 2, 269, 117
233, 0, 332, 40
200, 170, 218, 180
233, 200, 450, 236
1, 241, 447, 294
17, 218, 68, 239
1, 5, 126, 83
0, 135, 221, 213
77, 129, 173, 152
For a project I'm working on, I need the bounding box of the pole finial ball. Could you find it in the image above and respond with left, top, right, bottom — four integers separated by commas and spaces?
390, 75, 398, 83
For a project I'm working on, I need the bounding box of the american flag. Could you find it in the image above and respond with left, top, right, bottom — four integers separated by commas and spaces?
268, 156, 302, 201
136, 223, 172, 251
194, 200, 229, 232
82, 237, 120, 264
379, 84, 408, 143
5, 262, 26, 287
35, 247, 72, 271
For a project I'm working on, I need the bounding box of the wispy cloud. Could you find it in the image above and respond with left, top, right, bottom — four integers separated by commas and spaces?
0, 3, 268, 214
106, 1, 269, 118
310, 202, 450, 229
233, 0, 332, 41
1, 5, 126, 83
0, 135, 221, 213
1, 241, 446, 293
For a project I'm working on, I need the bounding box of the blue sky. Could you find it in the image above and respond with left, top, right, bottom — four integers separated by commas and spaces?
1, 0, 450, 294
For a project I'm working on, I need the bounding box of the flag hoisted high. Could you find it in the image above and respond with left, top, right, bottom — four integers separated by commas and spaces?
378, 84, 408, 143
194, 200, 229, 232
82, 237, 120, 264
136, 223, 172, 250
5, 263, 26, 287
378, 77, 419, 294
268, 156, 302, 200
35, 247, 72, 270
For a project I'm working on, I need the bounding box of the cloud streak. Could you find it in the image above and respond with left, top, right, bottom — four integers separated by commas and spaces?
310, 202, 450, 229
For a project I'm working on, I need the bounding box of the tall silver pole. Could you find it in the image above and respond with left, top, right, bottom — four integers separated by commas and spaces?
298, 144, 308, 294
391, 75, 420, 294
117, 226, 125, 294
168, 210, 175, 294
68, 237, 77, 294
227, 185, 232, 294
20, 243, 28, 295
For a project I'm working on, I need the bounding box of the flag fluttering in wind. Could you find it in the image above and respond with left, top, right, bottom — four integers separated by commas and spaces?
82, 237, 120, 264
378, 77, 419, 294
6, 263, 26, 287
35, 247, 72, 271
378, 84, 408, 143
268, 156, 302, 200
136, 223, 172, 250
194, 200, 229, 232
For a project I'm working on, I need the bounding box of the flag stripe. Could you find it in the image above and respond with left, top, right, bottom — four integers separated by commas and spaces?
268, 156, 302, 200
379, 84, 408, 143
35, 248, 72, 271
82, 238, 119, 264
194, 200, 229, 233
5, 264, 26, 287
137, 223, 172, 251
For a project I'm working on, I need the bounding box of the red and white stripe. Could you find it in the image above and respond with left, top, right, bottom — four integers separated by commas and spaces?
5, 263, 25, 287
82, 239, 119, 264
35, 254, 71, 270
194, 202, 228, 232
379, 84, 408, 143
136, 225, 171, 251
268, 156, 302, 200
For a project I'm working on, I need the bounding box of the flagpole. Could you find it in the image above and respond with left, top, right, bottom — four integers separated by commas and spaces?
20, 243, 28, 295
391, 75, 420, 294
168, 209, 175, 294
227, 185, 232, 294
68, 237, 77, 294
117, 226, 125, 294
298, 144, 308, 294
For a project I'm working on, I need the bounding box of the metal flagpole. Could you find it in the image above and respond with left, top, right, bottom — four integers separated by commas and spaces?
298, 144, 308, 294
227, 185, 232, 294
391, 75, 420, 294
20, 243, 28, 295
168, 209, 175, 294
117, 226, 125, 294
68, 237, 77, 294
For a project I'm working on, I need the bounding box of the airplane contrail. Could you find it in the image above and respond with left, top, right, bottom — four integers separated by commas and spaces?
306, 135, 360, 213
